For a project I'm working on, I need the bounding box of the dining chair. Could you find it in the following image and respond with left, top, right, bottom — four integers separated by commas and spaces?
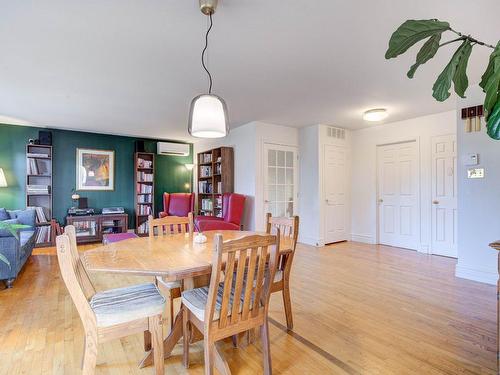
56, 226, 165, 375
265, 212, 299, 330
148, 213, 194, 330
181, 232, 280, 375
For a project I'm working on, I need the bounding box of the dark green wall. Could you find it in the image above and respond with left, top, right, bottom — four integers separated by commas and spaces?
0, 123, 193, 228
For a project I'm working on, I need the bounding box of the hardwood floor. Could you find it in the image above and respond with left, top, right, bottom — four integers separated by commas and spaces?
0, 241, 496, 374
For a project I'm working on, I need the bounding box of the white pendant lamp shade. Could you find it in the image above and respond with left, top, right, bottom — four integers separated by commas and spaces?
188, 94, 228, 138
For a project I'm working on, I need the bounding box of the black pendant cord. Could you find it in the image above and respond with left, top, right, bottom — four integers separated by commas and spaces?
201, 12, 214, 94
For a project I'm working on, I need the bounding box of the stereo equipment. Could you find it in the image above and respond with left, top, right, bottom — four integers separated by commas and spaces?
38, 130, 52, 146
68, 208, 95, 216
102, 207, 125, 215
78, 197, 88, 209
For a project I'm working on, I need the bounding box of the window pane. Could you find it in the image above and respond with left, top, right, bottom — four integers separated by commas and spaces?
286, 168, 293, 185
270, 203, 278, 217
268, 150, 276, 166
286, 201, 294, 217
277, 202, 286, 217
268, 186, 276, 202
276, 185, 285, 201
277, 151, 285, 167
286, 151, 294, 168
277, 168, 286, 184
268, 167, 276, 184
286, 185, 294, 201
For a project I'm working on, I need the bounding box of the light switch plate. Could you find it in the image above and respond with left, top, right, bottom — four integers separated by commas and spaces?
465, 153, 479, 166
467, 168, 484, 179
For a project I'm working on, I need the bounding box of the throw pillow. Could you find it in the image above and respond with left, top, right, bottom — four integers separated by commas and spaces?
0, 208, 9, 221
15, 209, 36, 228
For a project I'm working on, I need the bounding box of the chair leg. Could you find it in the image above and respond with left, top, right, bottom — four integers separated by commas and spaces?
282, 279, 294, 330
144, 331, 152, 351
182, 307, 190, 368
231, 334, 239, 348
169, 294, 175, 330
261, 319, 272, 375
204, 337, 215, 375
149, 314, 164, 375
82, 331, 98, 375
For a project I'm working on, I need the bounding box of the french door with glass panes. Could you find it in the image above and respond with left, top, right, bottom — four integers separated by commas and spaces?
264, 144, 298, 218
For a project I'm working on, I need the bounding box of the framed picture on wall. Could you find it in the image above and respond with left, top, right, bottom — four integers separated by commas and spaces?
76, 148, 115, 191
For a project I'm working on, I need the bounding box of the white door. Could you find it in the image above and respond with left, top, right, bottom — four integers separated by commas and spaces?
264, 144, 298, 218
431, 135, 457, 257
377, 141, 420, 250
323, 144, 349, 244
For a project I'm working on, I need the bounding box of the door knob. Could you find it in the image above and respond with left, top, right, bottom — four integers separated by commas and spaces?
378, 199, 383, 203
433, 200, 439, 205
264, 200, 270, 203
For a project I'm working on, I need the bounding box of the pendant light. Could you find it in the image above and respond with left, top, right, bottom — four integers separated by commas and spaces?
188, 0, 229, 138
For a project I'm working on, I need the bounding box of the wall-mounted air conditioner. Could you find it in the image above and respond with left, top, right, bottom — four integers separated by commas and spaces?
157, 142, 190, 156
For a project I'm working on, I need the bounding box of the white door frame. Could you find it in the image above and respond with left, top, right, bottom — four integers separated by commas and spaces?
375, 138, 421, 248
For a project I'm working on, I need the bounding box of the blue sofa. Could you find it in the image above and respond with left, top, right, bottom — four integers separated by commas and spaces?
0, 208, 37, 288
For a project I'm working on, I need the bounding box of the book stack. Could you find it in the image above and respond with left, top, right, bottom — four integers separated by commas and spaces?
200, 153, 212, 163
200, 166, 212, 177
137, 184, 153, 194
137, 194, 152, 203
36, 226, 51, 244
27, 152, 50, 159
201, 198, 213, 211
28, 206, 48, 223
27, 185, 50, 195
137, 172, 153, 182
137, 222, 149, 234
137, 158, 153, 168
198, 181, 213, 193
138, 205, 152, 215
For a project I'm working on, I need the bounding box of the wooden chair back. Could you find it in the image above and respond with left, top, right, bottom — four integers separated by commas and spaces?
148, 213, 194, 237
56, 232, 97, 329
64, 225, 96, 299
206, 232, 280, 329
265, 213, 299, 250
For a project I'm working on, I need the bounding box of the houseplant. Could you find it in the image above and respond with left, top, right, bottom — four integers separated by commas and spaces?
385, 19, 499, 139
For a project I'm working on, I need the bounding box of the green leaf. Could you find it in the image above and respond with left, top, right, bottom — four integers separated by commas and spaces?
432, 40, 472, 101
479, 41, 500, 91
0, 254, 10, 269
0, 222, 30, 240
407, 34, 442, 78
385, 19, 450, 59
452, 41, 473, 97
484, 69, 500, 117
486, 100, 500, 140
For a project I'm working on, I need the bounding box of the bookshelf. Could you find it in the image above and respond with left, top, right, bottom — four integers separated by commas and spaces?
135, 152, 154, 236
25, 144, 53, 247
197, 147, 233, 217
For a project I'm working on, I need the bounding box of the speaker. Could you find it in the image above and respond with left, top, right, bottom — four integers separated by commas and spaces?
135, 140, 145, 152
38, 130, 52, 146
78, 197, 88, 209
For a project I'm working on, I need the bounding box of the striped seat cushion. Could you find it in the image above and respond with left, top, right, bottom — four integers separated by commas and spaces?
90, 283, 165, 327
181, 282, 255, 322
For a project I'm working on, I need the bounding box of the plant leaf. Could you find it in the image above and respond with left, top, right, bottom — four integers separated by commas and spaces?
484, 68, 500, 117
0, 253, 10, 269
486, 99, 500, 140
452, 41, 473, 97
385, 19, 450, 59
407, 34, 442, 78
479, 41, 500, 91
432, 40, 472, 101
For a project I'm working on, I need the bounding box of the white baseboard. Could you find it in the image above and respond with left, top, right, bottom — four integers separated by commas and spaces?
455, 263, 497, 285
350, 233, 376, 244
298, 235, 322, 247
418, 244, 430, 254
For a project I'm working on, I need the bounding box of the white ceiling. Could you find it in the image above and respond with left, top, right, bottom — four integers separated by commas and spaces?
0, 0, 498, 141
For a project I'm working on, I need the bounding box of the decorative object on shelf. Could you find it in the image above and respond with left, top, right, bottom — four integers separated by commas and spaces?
385, 19, 499, 140
461, 105, 484, 133
71, 190, 80, 208
196, 147, 233, 216
0, 168, 7, 187
134, 152, 155, 235
188, 0, 229, 138
76, 148, 115, 191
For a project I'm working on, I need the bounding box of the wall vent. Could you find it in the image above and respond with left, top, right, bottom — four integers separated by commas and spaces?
327, 127, 345, 140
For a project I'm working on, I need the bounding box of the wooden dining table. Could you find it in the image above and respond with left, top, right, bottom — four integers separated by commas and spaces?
82, 230, 293, 373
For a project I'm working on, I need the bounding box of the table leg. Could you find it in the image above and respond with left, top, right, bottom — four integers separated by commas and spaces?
214, 342, 232, 375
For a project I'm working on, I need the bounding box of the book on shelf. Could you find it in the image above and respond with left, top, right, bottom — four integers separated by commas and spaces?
35, 225, 51, 244
200, 166, 212, 177
201, 198, 213, 211
136, 183, 153, 193
215, 163, 221, 174
28, 206, 49, 223
27, 184, 50, 194
198, 180, 213, 193
27, 158, 50, 175
137, 205, 152, 215
217, 181, 222, 193
27, 153, 50, 159
137, 171, 153, 181
137, 222, 149, 234
137, 194, 152, 203
200, 153, 212, 163
137, 158, 153, 169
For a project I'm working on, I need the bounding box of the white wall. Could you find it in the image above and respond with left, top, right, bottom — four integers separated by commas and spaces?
193, 121, 299, 231
455, 86, 500, 285
350, 111, 456, 250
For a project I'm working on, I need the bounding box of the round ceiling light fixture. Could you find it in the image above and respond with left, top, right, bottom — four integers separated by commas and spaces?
188, 0, 229, 139
363, 108, 388, 122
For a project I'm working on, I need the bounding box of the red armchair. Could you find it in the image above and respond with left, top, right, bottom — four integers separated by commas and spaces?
158, 193, 195, 218
195, 193, 246, 231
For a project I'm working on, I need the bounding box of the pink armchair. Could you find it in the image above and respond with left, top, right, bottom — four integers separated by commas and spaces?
158, 193, 195, 218
195, 193, 246, 231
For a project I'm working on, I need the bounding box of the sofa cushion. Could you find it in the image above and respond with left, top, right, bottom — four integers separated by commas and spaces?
8, 209, 36, 228
0, 208, 9, 221
0, 218, 20, 237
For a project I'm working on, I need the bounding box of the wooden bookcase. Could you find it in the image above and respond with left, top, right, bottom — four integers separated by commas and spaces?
25, 144, 53, 247
197, 147, 234, 217
66, 214, 128, 244
134, 152, 155, 236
